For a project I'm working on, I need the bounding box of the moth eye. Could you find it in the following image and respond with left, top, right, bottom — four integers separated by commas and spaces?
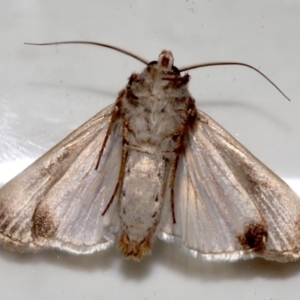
148, 60, 158, 66
171, 66, 180, 75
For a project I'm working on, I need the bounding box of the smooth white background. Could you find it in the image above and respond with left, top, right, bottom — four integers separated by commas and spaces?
1, 1, 300, 299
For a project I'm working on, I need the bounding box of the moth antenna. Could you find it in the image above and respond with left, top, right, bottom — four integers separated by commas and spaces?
180, 62, 291, 101
24, 41, 149, 65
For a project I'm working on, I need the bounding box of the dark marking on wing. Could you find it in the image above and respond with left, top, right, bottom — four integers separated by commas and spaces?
238, 223, 268, 252
33, 207, 58, 238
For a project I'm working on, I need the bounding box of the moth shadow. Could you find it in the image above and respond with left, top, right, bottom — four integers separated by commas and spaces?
0, 244, 120, 273
118, 255, 155, 280
151, 240, 300, 281
198, 99, 290, 131
1, 240, 300, 281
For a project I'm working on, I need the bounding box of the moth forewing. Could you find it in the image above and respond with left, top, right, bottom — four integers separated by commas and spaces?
0, 105, 123, 253
0, 42, 299, 263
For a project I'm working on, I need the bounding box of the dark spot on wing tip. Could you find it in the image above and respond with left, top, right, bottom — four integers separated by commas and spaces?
238, 223, 268, 252
33, 208, 57, 238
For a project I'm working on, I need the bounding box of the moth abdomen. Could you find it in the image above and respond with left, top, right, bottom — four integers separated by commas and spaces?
118, 150, 167, 260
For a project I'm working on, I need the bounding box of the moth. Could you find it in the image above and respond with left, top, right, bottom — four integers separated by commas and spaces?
0, 41, 299, 262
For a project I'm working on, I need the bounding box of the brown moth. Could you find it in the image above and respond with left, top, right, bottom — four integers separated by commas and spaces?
0, 41, 299, 262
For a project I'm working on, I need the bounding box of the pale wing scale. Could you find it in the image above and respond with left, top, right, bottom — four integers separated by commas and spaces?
159, 110, 300, 262
0, 104, 122, 253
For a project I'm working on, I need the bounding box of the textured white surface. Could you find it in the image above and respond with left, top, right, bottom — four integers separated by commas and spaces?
0, 1, 300, 299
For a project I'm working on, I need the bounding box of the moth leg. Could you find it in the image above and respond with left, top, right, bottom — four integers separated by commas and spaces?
169, 134, 186, 224
170, 99, 197, 224
95, 101, 121, 169
102, 106, 128, 216
101, 93, 128, 216
169, 153, 180, 224
101, 146, 128, 216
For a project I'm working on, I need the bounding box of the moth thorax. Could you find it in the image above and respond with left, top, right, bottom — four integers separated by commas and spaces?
158, 50, 173, 69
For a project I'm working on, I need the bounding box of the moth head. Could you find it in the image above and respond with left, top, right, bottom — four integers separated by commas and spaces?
148, 50, 180, 75
158, 50, 174, 69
